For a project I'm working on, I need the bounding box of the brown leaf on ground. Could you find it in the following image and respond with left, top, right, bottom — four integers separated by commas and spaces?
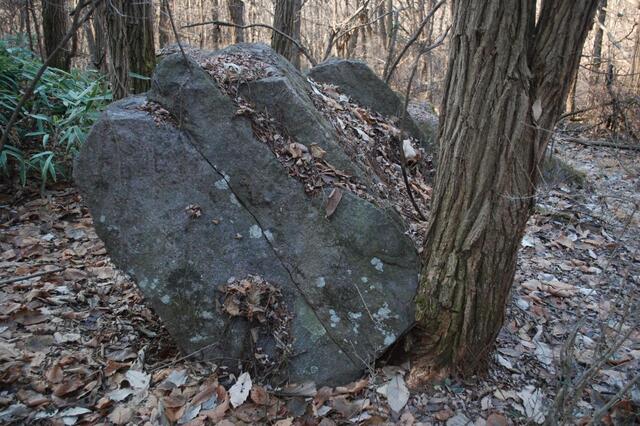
335, 378, 368, 395
250, 385, 270, 405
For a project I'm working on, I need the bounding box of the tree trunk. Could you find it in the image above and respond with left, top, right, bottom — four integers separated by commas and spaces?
409, 0, 598, 386
630, 19, 640, 93
159, 0, 172, 48
105, 0, 156, 100
592, 0, 607, 83
22, 0, 34, 53
28, 0, 45, 59
211, 0, 222, 49
228, 0, 245, 43
91, 2, 108, 73
271, 0, 302, 68
42, 0, 69, 70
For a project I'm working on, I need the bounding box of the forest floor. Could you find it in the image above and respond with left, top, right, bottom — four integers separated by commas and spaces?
0, 136, 639, 425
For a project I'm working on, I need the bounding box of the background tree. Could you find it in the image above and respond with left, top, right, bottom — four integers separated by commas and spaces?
159, 0, 172, 48
83, 1, 107, 72
227, 0, 245, 43
409, 0, 599, 386
104, 0, 156, 99
211, 0, 222, 49
592, 0, 608, 79
42, 0, 69, 70
271, 0, 302, 68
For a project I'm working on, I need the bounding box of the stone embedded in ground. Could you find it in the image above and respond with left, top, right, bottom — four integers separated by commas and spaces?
75, 44, 419, 386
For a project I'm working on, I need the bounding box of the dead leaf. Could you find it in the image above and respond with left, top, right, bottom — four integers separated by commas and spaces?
377, 374, 409, 412
277, 381, 317, 397
310, 144, 327, 159
325, 188, 343, 218
125, 370, 150, 390
517, 386, 544, 424
229, 372, 252, 408
104, 360, 129, 377
335, 378, 368, 394
45, 363, 63, 384
332, 395, 368, 418
53, 377, 84, 397
486, 412, 510, 426
287, 143, 308, 159
201, 385, 229, 422
250, 385, 269, 405
402, 139, 418, 162
108, 405, 133, 425
185, 204, 202, 218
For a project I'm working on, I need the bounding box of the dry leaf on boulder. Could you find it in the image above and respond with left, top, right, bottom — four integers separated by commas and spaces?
325, 188, 343, 219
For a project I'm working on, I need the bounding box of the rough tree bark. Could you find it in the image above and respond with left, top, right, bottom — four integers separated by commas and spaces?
84, 1, 108, 73
42, 0, 69, 70
159, 0, 172, 48
271, 0, 302, 68
228, 0, 245, 43
409, 0, 598, 386
211, 0, 222, 49
104, 0, 156, 99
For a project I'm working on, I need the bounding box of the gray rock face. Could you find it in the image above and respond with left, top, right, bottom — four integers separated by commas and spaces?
308, 58, 432, 150
75, 45, 419, 386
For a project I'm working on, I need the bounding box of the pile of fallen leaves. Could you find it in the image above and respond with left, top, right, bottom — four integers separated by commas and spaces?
220, 275, 293, 377
308, 80, 433, 245
200, 51, 433, 245
201, 52, 367, 198
137, 100, 177, 127
2, 50, 640, 423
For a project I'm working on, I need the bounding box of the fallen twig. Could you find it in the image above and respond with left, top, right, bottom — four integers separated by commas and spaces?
0, 266, 66, 287
565, 138, 640, 151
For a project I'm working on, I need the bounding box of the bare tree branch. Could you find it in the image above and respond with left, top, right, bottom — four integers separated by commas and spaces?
384, 0, 446, 84
163, 0, 191, 69
182, 20, 317, 66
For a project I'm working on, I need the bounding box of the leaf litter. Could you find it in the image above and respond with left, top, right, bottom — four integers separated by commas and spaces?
0, 56, 639, 424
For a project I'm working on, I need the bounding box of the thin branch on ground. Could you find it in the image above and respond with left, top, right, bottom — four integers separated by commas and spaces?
0, 266, 66, 287
565, 138, 640, 151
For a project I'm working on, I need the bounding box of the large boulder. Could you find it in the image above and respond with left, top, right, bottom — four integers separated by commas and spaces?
75, 45, 420, 386
308, 58, 433, 151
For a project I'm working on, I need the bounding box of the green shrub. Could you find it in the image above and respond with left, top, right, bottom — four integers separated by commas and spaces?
0, 37, 111, 189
